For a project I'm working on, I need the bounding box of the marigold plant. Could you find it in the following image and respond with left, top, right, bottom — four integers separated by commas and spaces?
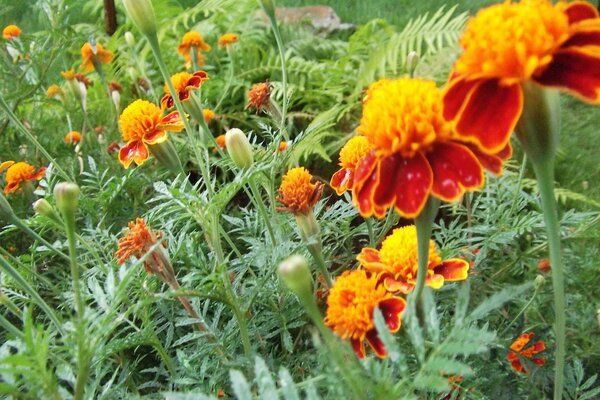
0, 161, 46, 194
80, 42, 113, 73
277, 167, 323, 215
178, 31, 211, 68
161, 71, 208, 109
2, 25, 21, 40
507, 332, 546, 375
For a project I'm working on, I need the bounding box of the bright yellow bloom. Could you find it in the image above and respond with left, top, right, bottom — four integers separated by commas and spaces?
277, 167, 323, 215
118, 100, 185, 168
160, 71, 208, 108
178, 32, 211, 68
80, 42, 113, 73
324, 269, 405, 359
2, 25, 21, 40
358, 225, 469, 294
218, 33, 238, 48
203, 108, 215, 123
64, 131, 82, 144
245, 81, 271, 112
61, 69, 76, 81
46, 85, 64, 99
0, 161, 46, 194
330, 136, 374, 195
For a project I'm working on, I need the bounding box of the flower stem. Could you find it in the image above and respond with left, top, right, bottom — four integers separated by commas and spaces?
262, 4, 288, 129
248, 179, 276, 245
531, 158, 565, 400
220, 264, 252, 358
413, 197, 440, 303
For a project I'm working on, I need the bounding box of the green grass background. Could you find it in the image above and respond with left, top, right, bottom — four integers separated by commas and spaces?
281, 0, 600, 204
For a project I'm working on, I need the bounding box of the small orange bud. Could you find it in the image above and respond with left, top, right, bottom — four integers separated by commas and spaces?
537, 259, 551, 274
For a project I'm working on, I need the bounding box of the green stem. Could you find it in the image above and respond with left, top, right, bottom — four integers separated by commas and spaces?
248, 179, 276, 245
413, 197, 440, 303
214, 47, 235, 111
531, 158, 565, 400
508, 154, 527, 216
307, 244, 332, 287
265, 11, 288, 129
221, 265, 252, 358
500, 284, 539, 337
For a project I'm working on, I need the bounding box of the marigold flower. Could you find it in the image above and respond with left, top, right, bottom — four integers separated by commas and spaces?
352, 77, 511, 219
115, 218, 165, 274
444, 0, 600, 154
80, 42, 113, 73
245, 81, 271, 112
215, 134, 226, 151
324, 269, 406, 359
202, 108, 215, 123
537, 258, 551, 273
277, 167, 323, 215
75, 74, 93, 88
2, 25, 21, 40
358, 225, 469, 294
46, 85, 64, 100
61, 69, 76, 81
330, 136, 374, 195
161, 71, 208, 109
278, 141, 288, 153
0, 161, 46, 194
507, 332, 546, 374
178, 32, 211, 68
64, 131, 82, 144
118, 99, 185, 168
218, 33, 238, 48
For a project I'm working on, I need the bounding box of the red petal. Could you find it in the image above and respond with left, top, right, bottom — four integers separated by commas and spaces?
443, 76, 482, 121
535, 48, 600, 102
160, 94, 173, 109
564, 1, 599, 25
352, 151, 380, 218
31, 167, 47, 180
4, 182, 18, 194
532, 357, 546, 367
378, 297, 406, 333
563, 26, 600, 50
454, 79, 523, 154
373, 153, 403, 209
119, 140, 149, 168
365, 330, 387, 358
179, 90, 190, 102
351, 338, 365, 359
511, 359, 526, 374
330, 168, 353, 195
434, 259, 469, 282
158, 111, 185, 132
393, 152, 433, 219
428, 142, 484, 202
467, 142, 512, 176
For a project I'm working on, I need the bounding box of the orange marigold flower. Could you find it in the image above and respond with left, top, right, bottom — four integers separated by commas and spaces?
215, 134, 226, 150
115, 218, 165, 274
245, 81, 271, 112
358, 225, 469, 294
160, 71, 208, 109
277, 167, 323, 215
0, 161, 46, 194
324, 269, 405, 359
352, 77, 511, 219
2, 25, 21, 40
507, 332, 546, 374
64, 131, 82, 144
118, 99, 185, 168
278, 141, 288, 153
330, 136, 374, 195
178, 32, 211, 68
61, 69, 76, 81
444, 0, 600, 154
218, 33, 238, 48
537, 258, 551, 273
80, 42, 113, 73
46, 85, 64, 99
203, 108, 215, 123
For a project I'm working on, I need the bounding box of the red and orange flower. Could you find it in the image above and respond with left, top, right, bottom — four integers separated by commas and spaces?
64, 131, 82, 144
245, 81, 271, 112
507, 332, 546, 374
443, 0, 600, 155
0, 161, 46, 194
178, 32, 211, 68
115, 218, 165, 274
2, 25, 21, 40
218, 33, 238, 48
330, 136, 374, 195
80, 42, 113, 73
277, 167, 323, 215
118, 100, 185, 168
324, 269, 405, 359
161, 71, 209, 109
358, 225, 469, 294
352, 77, 511, 219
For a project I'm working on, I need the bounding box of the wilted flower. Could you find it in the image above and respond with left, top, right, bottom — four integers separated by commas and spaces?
2, 25, 21, 40
0, 161, 46, 195
277, 167, 323, 215
80, 42, 113, 73
178, 31, 211, 68
330, 136, 374, 195
218, 33, 238, 48
324, 269, 405, 359
358, 225, 469, 294
64, 131, 82, 144
115, 218, 167, 274
160, 71, 208, 109
245, 81, 271, 112
507, 332, 546, 374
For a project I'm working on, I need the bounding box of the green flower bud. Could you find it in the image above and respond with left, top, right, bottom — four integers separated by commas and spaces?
124, 31, 135, 47
122, 0, 157, 38
407, 51, 419, 76
33, 199, 57, 219
54, 182, 80, 215
225, 128, 254, 169
278, 255, 313, 300
534, 274, 546, 289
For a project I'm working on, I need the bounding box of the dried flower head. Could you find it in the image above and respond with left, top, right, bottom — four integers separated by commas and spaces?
64, 131, 82, 144
115, 218, 166, 274
245, 81, 271, 112
277, 167, 323, 215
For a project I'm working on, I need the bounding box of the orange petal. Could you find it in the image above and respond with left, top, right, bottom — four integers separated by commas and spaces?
425, 274, 445, 290
157, 111, 185, 132
534, 48, 600, 103
31, 167, 47, 180
428, 142, 484, 202
383, 276, 413, 294
378, 297, 406, 333
351, 338, 366, 359
4, 182, 19, 194
0, 160, 15, 173
454, 79, 523, 154
357, 248, 388, 273
119, 140, 149, 168
442, 76, 482, 121
510, 333, 534, 352
392, 152, 433, 219
144, 129, 168, 145
467, 142, 512, 176
563, 1, 599, 25
434, 259, 469, 282
365, 330, 387, 358
330, 168, 353, 195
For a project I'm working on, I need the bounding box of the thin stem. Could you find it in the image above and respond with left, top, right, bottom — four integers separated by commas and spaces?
214, 46, 235, 111
265, 13, 288, 129
221, 265, 252, 358
500, 285, 540, 337
531, 158, 565, 400
307, 244, 332, 288
248, 179, 276, 245
413, 197, 440, 303
508, 154, 528, 216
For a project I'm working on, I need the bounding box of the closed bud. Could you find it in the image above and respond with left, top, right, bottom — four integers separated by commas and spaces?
54, 182, 80, 215
124, 31, 135, 47
122, 0, 157, 38
534, 274, 546, 289
225, 128, 254, 169
407, 51, 419, 74
111, 90, 121, 111
278, 255, 313, 300
33, 199, 55, 218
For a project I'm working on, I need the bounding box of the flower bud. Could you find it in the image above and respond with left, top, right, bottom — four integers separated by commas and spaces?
77, 81, 87, 112
225, 128, 254, 169
111, 89, 121, 111
534, 274, 546, 289
407, 51, 419, 75
122, 0, 158, 38
124, 31, 135, 47
33, 199, 55, 217
54, 182, 80, 215
278, 255, 313, 299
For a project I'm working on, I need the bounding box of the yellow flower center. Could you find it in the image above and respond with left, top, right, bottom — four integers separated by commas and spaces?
325, 269, 390, 340
164, 72, 194, 96
338, 136, 374, 169
378, 226, 441, 280
119, 100, 162, 142
456, 0, 570, 80
5, 162, 35, 184
358, 77, 453, 157
277, 167, 320, 214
